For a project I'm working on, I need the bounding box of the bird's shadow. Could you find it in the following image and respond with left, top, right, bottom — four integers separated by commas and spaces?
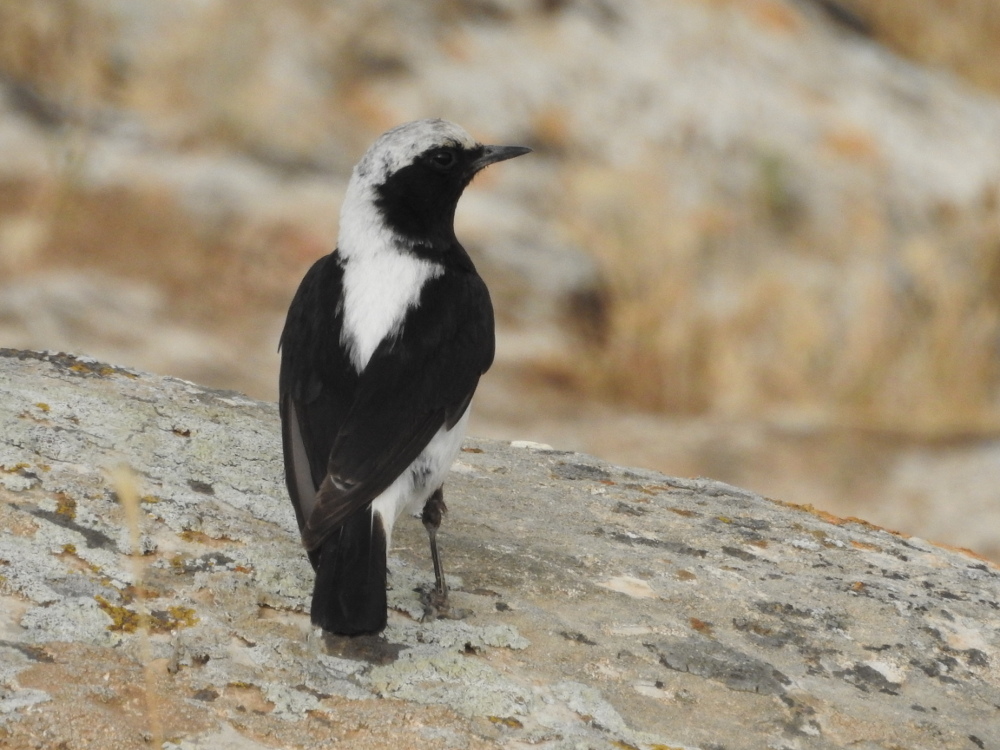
319, 631, 406, 665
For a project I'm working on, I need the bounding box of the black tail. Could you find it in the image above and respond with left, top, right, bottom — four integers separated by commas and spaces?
310, 508, 388, 635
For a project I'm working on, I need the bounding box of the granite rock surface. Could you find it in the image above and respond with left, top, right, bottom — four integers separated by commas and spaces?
0, 349, 998, 749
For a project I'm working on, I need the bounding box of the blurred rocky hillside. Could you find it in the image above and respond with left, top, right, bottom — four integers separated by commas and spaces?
1, 0, 1000, 559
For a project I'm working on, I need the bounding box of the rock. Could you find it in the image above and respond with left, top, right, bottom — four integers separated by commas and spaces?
0, 347, 998, 749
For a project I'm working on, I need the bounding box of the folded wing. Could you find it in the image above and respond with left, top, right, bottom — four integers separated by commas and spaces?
279, 253, 495, 554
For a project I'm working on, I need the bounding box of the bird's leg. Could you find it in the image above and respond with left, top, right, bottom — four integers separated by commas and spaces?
421, 487, 450, 619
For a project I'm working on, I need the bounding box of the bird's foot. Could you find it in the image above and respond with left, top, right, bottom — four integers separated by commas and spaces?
420, 587, 471, 623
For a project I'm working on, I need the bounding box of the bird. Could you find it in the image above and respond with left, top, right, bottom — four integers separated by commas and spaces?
278, 119, 530, 635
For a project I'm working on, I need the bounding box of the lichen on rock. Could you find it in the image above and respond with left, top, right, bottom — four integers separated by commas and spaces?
1, 349, 999, 749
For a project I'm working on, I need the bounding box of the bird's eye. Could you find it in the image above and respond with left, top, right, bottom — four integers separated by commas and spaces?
429, 149, 457, 170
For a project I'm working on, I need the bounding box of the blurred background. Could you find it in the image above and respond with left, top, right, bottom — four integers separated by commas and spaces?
2, 0, 1000, 559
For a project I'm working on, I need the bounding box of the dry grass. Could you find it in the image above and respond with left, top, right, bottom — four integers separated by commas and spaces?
835, 0, 1000, 96
544, 1, 1000, 436
3, 0, 1000, 440
0, 0, 119, 103
110, 464, 164, 749
0, 178, 299, 324
0, 0, 406, 161
547, 165, 1000, 437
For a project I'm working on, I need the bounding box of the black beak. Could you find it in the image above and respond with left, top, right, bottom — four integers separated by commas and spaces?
470, 144, 532, 173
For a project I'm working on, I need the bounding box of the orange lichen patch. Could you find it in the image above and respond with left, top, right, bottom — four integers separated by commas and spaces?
933, 542, 999, 566
95, 596, 199, 633
749, 539, 769, 548
69, 362, 114, 376
668, 507, 697, 518
851, 582, 866, 592
58, 356, 140, 379
461, 447, 484, 454
775, 498, 998, 565
851, 540, 880, 551
162, 606, 199, 630
689, 617, 714, 635
772, 498, 900, 534
119, 585, 163, 604
488, 716, 524, 729
178, 529, 234, 545
55, 492, 77, 519
95, 595, 141, 633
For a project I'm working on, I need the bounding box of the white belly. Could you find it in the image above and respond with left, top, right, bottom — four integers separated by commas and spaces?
371, 407, 471, 548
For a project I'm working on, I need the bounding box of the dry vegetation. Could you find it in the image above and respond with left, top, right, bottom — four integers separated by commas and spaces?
2, 0, 1000, 441
2, 9, 999, 747
0, 175, 308, 327
0, 0, 117, 102
836, 0, 1000, 96
549, 163, 1000, 437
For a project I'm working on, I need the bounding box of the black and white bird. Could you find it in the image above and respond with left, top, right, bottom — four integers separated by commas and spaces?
278, 119, 530, 635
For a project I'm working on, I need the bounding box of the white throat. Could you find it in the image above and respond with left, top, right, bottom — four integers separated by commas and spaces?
337, 183, 442, 372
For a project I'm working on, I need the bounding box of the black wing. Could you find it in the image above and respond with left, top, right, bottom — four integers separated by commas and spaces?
279, 254, 494, 549
279, 252, 358, 537
301, 266, 494, 549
